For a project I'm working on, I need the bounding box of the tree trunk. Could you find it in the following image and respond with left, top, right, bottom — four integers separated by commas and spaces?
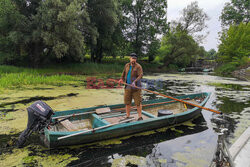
90, 44, 97, 62
148, 54, 154, 62
96, 39, 103, 63
29, 41, 43, 68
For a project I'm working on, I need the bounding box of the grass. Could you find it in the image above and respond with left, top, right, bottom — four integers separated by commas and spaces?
0, 61, 163, 90
0, 63, 124, 75
0, 73, 79, 89
0, 63, 125, 90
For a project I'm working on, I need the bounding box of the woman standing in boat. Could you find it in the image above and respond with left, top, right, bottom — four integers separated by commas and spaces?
118, 53, 143, 121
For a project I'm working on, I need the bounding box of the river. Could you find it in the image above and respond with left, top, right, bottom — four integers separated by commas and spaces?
0, 73, 249, 167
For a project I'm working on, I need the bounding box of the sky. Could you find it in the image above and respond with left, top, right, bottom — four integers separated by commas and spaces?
167, 0, 230, 51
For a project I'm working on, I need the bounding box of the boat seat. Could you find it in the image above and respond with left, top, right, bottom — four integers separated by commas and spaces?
96, 107, 111, 114
59, 119, 79, 131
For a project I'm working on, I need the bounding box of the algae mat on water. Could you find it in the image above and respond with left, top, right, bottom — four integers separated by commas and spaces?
1, 73, 249, 166
0, 85, 124, 166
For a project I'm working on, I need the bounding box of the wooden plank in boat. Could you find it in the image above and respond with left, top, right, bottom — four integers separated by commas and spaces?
186, 100, 200, 105
96, 107, 111, 114
59, 119, 79, 131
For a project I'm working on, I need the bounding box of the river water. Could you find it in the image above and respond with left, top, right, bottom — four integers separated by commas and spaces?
0, 73, 249, 167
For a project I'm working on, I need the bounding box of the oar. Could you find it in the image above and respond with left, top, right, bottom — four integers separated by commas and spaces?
112, 98, 190, 111
122, 82, 222, 115
57, 117, 135, 140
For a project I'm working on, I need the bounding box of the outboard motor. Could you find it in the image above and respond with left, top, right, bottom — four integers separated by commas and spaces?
17, 100, 54, 147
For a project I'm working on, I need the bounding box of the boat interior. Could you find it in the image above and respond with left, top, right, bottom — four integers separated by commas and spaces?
51, 95, 206, 132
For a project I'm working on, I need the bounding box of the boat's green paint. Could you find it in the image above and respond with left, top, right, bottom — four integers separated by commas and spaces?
44, 92, 211, 147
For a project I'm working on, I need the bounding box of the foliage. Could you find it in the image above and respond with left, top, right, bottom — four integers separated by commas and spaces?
214, 63, 237, 75
0, 0, 95, 66
37, 0, 90, 62
120, 0, 168, 59
87, 0, 119, 62
0, 0, 169, 65
155, 27, 199, 68
0, 0, 30, 65
147, 39, 161, 62
218, 23, 250, 67
205, 49, 217, 60
220, 0, 250, 27
0, 0, 120, 65
171, 1, 209, 43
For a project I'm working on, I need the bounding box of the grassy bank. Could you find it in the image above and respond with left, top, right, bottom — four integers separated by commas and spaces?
0, 73, 80, 89
0, 63, 123, 75
0, 61, 163, 91
0, 63, 123, 90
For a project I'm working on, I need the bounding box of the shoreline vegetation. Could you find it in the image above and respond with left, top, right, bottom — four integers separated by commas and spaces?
1, 62, 249, 93
0, 60, 164, 91
1, 0, 248, 87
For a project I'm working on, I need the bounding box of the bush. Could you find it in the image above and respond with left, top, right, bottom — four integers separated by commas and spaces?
215, 63, 237, 75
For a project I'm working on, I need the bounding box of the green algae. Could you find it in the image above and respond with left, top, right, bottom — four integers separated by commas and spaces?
208, 83, 248, 90
0, 148, 30, 167
0, 73, 249, 166
182, 120, 196, 127
158, 158, 167, 163
22, 156, 36, 165
0, 145, 78, 167
0, 84, 124, 166
69, 130, 157, 149
170, 127, 184, 134
112, 155, 146, 167
35, 153, 78, 167
69, 138, 122, 149
172, 147, 214, 167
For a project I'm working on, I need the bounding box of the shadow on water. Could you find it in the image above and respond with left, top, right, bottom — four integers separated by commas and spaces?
67, 115, 208, 166
0, 114, 208, 167
0, 93, 79, 108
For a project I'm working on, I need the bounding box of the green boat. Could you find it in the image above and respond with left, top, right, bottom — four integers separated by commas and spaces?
42, 92, 211, 148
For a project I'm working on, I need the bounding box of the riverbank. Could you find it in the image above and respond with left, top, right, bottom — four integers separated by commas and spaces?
232, 67, 250, 81
0, 62, 164, 91
0, 63, 121, 91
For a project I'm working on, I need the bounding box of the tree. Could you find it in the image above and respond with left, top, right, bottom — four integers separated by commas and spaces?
0, 0, 43, 66
147, 39, 161, 62
87, 0, 119, 63
0, 0, 95, 66
206, 49, 217, 60
37, 0, 91, 63
220, 0, 250, 26
155, 26, 199, 68
0, 0, 24, 64
171, 1, 209, 43
120, 0, 168, 59
218, 23, 250, 66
